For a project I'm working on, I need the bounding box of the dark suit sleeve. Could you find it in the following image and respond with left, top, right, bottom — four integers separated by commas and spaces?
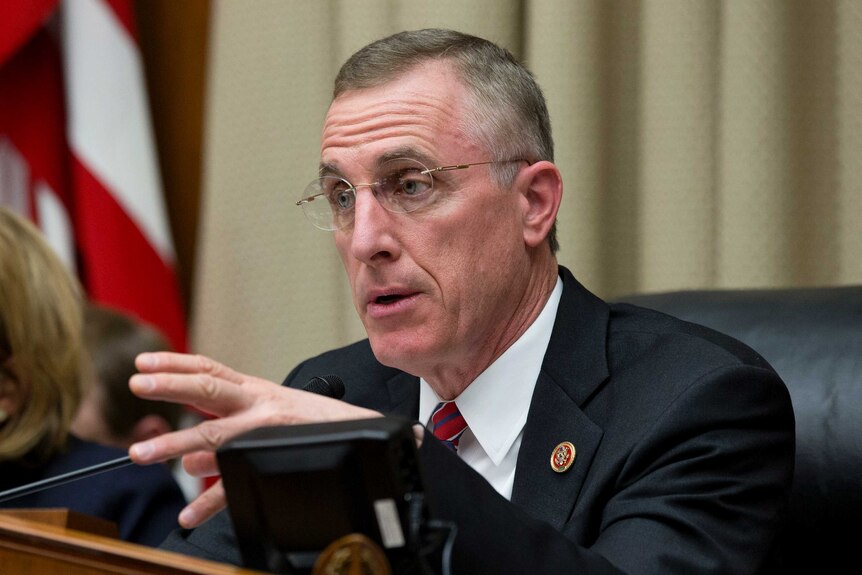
420, 364, 794, 575
160, 509, 243, 564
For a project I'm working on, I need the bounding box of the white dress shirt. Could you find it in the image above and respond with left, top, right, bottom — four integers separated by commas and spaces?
418, 277, 563, 499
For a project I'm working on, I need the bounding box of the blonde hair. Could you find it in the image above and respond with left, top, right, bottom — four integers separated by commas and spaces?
0, 207, 84, 464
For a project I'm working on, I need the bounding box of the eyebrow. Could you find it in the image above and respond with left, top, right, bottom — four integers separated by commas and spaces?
318, 162, 342, 178
317, 147, 440, 179
375, 147, 437, 168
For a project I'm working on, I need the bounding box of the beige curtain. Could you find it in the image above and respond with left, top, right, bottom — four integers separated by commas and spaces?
192, 0, 862, 382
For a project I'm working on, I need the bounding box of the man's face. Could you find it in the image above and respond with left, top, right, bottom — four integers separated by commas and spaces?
320, 61, 534, 385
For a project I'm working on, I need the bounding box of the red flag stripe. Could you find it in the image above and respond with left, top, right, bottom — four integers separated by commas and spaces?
0, 0, 58, 66
0, 28, 70, 214
73, 157, 187, 351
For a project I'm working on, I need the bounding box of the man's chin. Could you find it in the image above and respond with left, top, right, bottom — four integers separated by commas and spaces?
367, 334, 429, 373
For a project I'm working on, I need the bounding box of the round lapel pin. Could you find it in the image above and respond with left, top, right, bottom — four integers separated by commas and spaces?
550, 441, 576, 473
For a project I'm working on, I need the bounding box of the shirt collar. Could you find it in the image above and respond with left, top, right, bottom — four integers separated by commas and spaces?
420, 277, 563, 465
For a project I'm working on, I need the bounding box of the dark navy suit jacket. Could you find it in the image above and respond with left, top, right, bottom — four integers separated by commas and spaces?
1, 435, 186, 547
163, 267, 794, 573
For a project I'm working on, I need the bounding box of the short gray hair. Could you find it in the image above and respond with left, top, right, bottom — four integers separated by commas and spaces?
335, 29, 558, 252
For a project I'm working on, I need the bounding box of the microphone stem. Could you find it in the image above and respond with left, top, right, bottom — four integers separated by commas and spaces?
0, 455, 134, 503
0, 373, 344, 504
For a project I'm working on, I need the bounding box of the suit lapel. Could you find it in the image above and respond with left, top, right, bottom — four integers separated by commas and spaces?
510, 267, 610, 528
510, 372, 603, 529
384, 371, 420, 419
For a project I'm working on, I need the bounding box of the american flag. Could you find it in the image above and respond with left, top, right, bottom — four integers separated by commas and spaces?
0, 0, 186, 351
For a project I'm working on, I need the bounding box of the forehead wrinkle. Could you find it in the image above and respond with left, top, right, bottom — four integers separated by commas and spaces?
323, 121, 438, 153
326, 89, 456, 124
322, 91, 459, 143
322, 110, 453, 147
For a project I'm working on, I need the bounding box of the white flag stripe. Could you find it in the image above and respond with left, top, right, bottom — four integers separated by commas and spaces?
62, 0, 175, 263
0, 138, 76, 271
35, 181, 77, 272
0, 137, 29, 216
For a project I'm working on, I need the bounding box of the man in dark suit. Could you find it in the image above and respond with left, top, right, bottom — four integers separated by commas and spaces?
129, 29, 794, 573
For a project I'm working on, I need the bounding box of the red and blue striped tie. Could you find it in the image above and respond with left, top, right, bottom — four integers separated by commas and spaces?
431, 401, 468, 452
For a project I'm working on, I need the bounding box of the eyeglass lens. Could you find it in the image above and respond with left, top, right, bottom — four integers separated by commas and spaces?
299, 158, 435, 230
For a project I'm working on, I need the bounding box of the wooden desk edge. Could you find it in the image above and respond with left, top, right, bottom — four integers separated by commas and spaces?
0, 513, 264, 574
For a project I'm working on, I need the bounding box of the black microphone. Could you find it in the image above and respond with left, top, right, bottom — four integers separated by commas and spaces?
0, 374, 347, 503
301, 374, 345, 399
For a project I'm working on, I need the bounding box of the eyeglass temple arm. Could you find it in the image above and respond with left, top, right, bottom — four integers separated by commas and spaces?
423, 164, 473, 173
296, 193, 325, 206
421, 159, 529, 175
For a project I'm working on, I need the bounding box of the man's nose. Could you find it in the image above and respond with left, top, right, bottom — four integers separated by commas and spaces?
348, 187, 399, 264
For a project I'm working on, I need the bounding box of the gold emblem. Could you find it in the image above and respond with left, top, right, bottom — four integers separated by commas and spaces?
550, 441, 576, 473
312, 533, 392, 575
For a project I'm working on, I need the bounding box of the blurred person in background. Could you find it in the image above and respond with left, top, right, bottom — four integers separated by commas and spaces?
0, 206, 186, 546
72, 303, 183, 449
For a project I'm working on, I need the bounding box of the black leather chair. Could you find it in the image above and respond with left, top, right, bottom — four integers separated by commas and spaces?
620, 286, 862, 573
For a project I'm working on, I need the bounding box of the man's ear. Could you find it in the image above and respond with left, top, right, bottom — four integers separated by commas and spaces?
517, 160, 563, 249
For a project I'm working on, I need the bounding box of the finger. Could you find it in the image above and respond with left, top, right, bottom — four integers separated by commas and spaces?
183, 451, 220, 478
135, 352, 245, 385
130, 413, 259, 464
129, 371, 251, 417
179, 479, 227, 528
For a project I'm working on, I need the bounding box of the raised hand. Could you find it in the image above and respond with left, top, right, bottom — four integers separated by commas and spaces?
127, 352, 380, 527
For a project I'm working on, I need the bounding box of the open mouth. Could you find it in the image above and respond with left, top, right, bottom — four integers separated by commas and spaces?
375, 293, 405, 304
366, 290, 418, 317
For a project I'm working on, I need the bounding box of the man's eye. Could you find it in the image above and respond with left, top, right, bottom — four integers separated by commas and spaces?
399, 178, 432, 196
386, 169, 432, 197
332, 190, 355, 209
